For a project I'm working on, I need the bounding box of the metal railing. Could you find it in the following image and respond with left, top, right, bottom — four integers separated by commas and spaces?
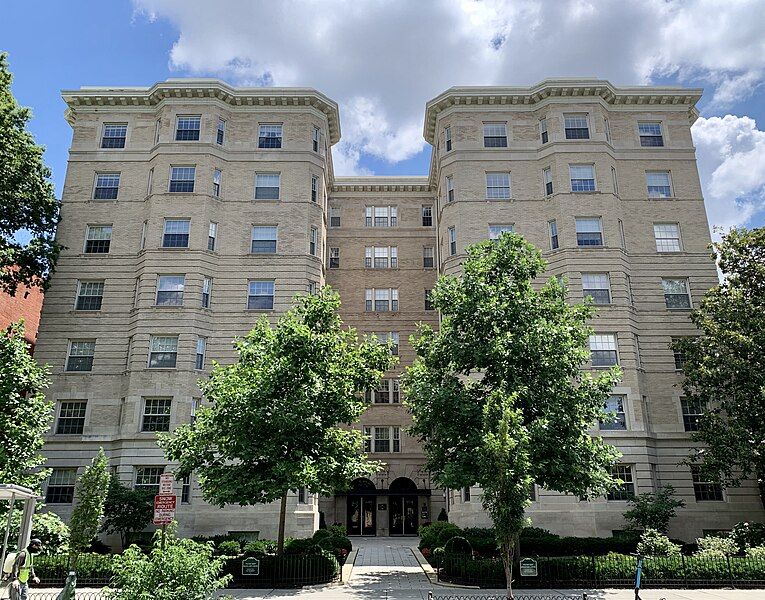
224, 554, 341, 588
435, 553, 765, 589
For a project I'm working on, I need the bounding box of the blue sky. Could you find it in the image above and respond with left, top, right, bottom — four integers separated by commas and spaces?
3, 0, 764, 233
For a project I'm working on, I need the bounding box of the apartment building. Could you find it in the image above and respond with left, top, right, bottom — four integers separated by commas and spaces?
35, 78, 763, 544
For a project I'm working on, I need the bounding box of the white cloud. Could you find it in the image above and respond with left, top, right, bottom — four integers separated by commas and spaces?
692, 115, 765, 232
132, 0, 765, 229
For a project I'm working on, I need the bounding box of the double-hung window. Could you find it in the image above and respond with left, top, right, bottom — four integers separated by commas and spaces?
365, 288, 398, 312
662, 278, 691, 309
366, 206, 397, 227
175, 116, 201, 141
311, 175, 319, 203
309, 227, 318, 256
330, 207, 341, 227
483, 122, 507, 147
163, 219, 190, 248
182, 475, 191, 503
195, 337, 206, 370
446, 176, 455, 202
66, 340, 95, 372
46, 469, 76, 503
607, 465, 635, 500
202, 277, 212, 308
255, 173, 280, 200
212, 169, 221, 197
543, 167, 553, 195
672, 338, 687, 371
488, 224, 514, 241
101, 123, 127, 148
424, 289, 435, 311
56, 401, 87, 435
251, 226, 277, 254
372, 332, 399, 356
329, 247, 340, 269
646, 171, 672, 198
208, 222, 218, 251
85, 225, 112, 254
600, 395, 627, 430
445, 126, 452, 151
691, 467, 723, 501
539, 118, 548, 143
422, 206, 433, 227
156, 275, 185, 306
575, 218, 603, 247
312, 126, 321, 152
681, 397, 705, 432
486, 172, 511, 199
142, 398, 172, 432
94, 173, 120, 199
548, 220, 559, 250
423, 247, 434, 268
148, 336, 178, 368
75, 281, 104, 311
654, 223, 681, 252
258, 124, 282, 148
582, 273, 611, 305
590, 334, 618, 367
365, 246, 397, 268
248, 281, 275, 310
135, 467, 164, 495
365, 426, 401, 453
216, 118, 225, 145
639, 122, 664, 147
448, 227, 457, 255
570, 165, 596, 192
564, 114, 589, 139
169, 167, 196, 193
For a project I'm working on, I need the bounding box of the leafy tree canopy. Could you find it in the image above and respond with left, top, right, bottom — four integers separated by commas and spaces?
0, 321, 52, 491
403, 233, 622, 597
69, 448, 111, 567
100, 477, 153, 549
0, 52, 61, 295
160, 287, 395, 551
676, 227, 765, 491
623, 485, 685, 533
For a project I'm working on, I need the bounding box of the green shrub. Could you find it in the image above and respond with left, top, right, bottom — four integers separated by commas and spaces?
637, 529, 681, 557
418, 522, 462, 550
731, 522, 765, 551
328, 524, 347, 536
6, 511, 70, 555
520, 532, 639, 556
243, 540, 275, 556
746, 546, 765, 560
284, 537, 322, 556
462, 527, 498, 556
696, 535, 738, 557
312, 529, 352, 562
312, 529, 332, 542
35, 553, 113, 586
217, 540, 242, 557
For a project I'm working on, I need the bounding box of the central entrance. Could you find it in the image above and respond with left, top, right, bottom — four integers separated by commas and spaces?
388, 477, 419, 535
347, 478, 376, 536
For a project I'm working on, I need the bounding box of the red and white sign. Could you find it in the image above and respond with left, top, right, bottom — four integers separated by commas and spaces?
159, 473, 175, 495
153, 494, 177, 525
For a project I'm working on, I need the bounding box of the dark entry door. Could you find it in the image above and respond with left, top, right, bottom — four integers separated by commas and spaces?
389, 496, 418, 535
347, 496, 376, 535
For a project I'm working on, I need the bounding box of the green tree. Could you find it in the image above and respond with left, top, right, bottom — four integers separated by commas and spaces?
0, 52, 61, 295
623, 485, 685, 533
0, 321, 52, 491
100, 477, 153, 548
403, 233, 622, 599
69, 448, 111, 568
675, 227, 765, 500
105, 525, 231, 600
160, 287, 395, 554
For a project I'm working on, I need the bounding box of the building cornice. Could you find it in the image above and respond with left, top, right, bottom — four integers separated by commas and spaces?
332, 176, 431, 193
62, 78, 341, 144
423, 79, 703, 144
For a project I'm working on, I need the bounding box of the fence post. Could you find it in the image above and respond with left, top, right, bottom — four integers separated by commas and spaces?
726, 554, 735, 589
681, 553, 687, 588
591, 554, 597, 588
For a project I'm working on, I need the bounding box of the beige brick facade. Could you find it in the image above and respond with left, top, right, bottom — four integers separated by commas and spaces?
35, 79, 763, 545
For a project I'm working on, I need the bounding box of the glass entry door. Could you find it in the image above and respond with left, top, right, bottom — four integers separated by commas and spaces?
347, 496, 376, 536
389, 496, 418, 535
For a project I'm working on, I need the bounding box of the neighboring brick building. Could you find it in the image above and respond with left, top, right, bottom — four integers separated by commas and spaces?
34, 78, 764, 544
1, 278, 44, 349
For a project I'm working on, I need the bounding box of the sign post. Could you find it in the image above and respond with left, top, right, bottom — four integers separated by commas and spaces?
153, 493, 177, 549
519, 557, 538, 577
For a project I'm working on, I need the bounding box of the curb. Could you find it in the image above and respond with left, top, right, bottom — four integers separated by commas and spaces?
341, 548, 358, 583
410, 547, 480, 589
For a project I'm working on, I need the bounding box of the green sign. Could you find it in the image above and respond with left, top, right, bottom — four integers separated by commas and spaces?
242, 557, 260, 576
519, 557, 538, 577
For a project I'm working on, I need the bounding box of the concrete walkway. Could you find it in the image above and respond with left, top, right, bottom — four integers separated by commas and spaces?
27, 537, 765, 598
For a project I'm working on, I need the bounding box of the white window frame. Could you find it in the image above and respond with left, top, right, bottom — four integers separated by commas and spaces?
485, 172, 511, 200
662, 278, 691, 309
569, 164, 596, 192
600, 394, 627, 430
141, 397, 172, 432
254, 173, 281, 200
589, 334, 619, 367
195, 337, 206, 370
445, 125, 452, 152
448, 226, 456, 256
251, 225, 278, 254
575, 217, 604, 247
646, 171, 673, 198
66, 340, 95, 372
581, 273, 611, 305
148, 336, 179, 369
446, 176, 455, 202
75, 280, 104, 311
365, 288, 399, 312
488, 224, 514, 240
654, 223, 682, 252
155, 275, 185, 306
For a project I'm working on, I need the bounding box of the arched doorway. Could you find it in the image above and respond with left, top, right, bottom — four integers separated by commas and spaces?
388, 477, 419, 536
347, 478, 376, 536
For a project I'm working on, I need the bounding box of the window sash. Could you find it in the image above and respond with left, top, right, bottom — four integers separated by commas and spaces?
422, 206, 433, 226
156, 276, 185, 306
445, 126, 452, 151
248, 281, 275, 310
142, 398, 172, 432
607, 465, 634, 500
600, 395, 627, 430
423, 247, 434, 268
681, 397, 705, 432
202, 278, 212, 308
46, 469, 77, 503
330, 208, 341, 227
639, 122, 664, 147
135, 467, 164, 494
329, 247, 340, 268
662, 279, 691, 308
94, 173, 120, 199
163, 219, 190, 248
549, 220, 559, 249
539, 118, 548, 143
255, 173, 281, 200
543, 168, 553, 195
258, 124, 283, 148
56, 401, 87, 434
564, 114, 590, 139
654, 224, 681, 252
101, 124, 127, 148
488, 225, 514, 240
590, 334, 618, 366
67, 341, 95, 372
175, 116, 201, 141
647, 172, 672, 198
169, 167, 196, 193
149, 337, 178, 368
582, 274, 610, 304
311, 176, 319, 202
76, 281, 104, 311
486, 173, 511, 199
692, 467, 723, 501
251, 226, 278, 254
483, 123, 508, 147
196, 338, 206, 370
575, 219, 603, 247
216, 119, 225, 145
570, 165, 596, 192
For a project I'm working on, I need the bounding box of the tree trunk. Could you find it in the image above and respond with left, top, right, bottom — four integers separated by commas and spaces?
501, 539, 516, 600
277, 491, 288, 556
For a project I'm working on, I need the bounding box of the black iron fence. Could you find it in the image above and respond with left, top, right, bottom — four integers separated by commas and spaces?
224, 554, 341, 588
436, 553, 765, 589
35, 555, 113, 587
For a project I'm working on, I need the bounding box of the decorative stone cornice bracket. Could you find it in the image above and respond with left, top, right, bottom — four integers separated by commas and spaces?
62, 78, 341, 144
332, 176, 432, 193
